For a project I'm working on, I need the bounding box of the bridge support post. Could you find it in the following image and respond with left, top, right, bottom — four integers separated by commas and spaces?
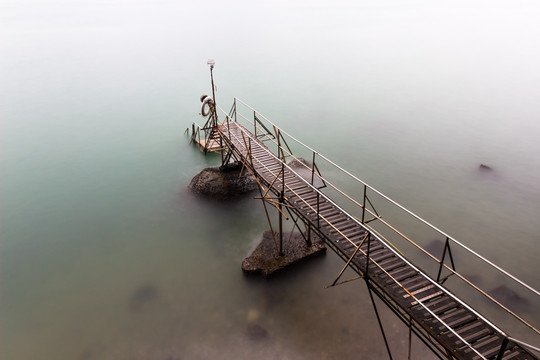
279, 190, 284, 256
366, 280, 394, 360
408, 315, 412, 360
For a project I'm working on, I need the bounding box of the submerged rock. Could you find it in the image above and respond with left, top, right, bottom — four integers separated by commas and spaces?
188, 164, 258, 200
489, 285, 530, 310
479, 164, 493, 171
242, 230, 326, 277
129, 284, 158, 312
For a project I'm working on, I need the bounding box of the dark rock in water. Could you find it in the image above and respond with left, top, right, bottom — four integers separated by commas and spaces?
242, 230, 326, 277
479, 164, 493, 171
246, 323, 268, 340
129, 284, 158, 312
489, 285, 530, 310
188, 164, 258, 200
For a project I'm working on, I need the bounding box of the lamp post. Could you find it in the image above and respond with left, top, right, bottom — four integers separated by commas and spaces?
207, 59, 224, 165
207, 59, 217, 127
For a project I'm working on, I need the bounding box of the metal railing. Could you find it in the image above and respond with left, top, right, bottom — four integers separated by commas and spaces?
189, 121, 204, 145
213, 97, 540, 357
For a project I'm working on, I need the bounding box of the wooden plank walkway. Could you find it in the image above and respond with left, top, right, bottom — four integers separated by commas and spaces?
219, 120, 536, 360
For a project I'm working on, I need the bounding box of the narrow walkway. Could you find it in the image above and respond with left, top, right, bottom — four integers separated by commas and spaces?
219, 120, 536, 360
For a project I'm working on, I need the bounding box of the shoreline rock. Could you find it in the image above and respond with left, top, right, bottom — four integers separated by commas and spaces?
188, 163, 258, 200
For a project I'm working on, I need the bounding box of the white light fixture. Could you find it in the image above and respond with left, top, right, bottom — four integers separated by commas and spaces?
207, 59, 215, 69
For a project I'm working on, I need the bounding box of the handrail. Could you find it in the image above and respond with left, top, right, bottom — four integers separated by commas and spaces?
229, 98, 540, 298
214, 99, 539, 346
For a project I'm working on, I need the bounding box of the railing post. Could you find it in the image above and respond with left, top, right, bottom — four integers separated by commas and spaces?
276, 128, 281, 160
436, 237, 450, 283
248, 138, 252, 165
278, 161, 285, 256
317, 192, 320, 230
361, 184, 367, 223
496, 337, 509, 360
311, 152, 316, 186
366, 233, 372, 277
227, 115, 231, 144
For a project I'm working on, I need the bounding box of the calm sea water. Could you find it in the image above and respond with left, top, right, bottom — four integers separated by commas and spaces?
1, 1, 539, 359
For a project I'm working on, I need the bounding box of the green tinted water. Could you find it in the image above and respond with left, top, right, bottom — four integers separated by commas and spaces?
1, 1, 539, 359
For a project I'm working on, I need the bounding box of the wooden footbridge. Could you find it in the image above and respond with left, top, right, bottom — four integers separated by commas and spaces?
189, 64, 539, 360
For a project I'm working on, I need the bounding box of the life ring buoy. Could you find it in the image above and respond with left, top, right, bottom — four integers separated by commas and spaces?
201, 96, 214, 117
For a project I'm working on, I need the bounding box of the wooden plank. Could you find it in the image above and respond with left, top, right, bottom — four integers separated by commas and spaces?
369, 250, 395, 263
302, 193, 322, 204
437, 312, 475, 331
337, 227, 367, 240
330, 221, 358, 233
318, 206, 340, 216
424, 299, 459, 317
384, 268, 418, 285
324, 213, 348, 223
403, 280, 432, 294
328, 218, 353, 228
398, 274, 426, 289
468, 336, 501, 359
